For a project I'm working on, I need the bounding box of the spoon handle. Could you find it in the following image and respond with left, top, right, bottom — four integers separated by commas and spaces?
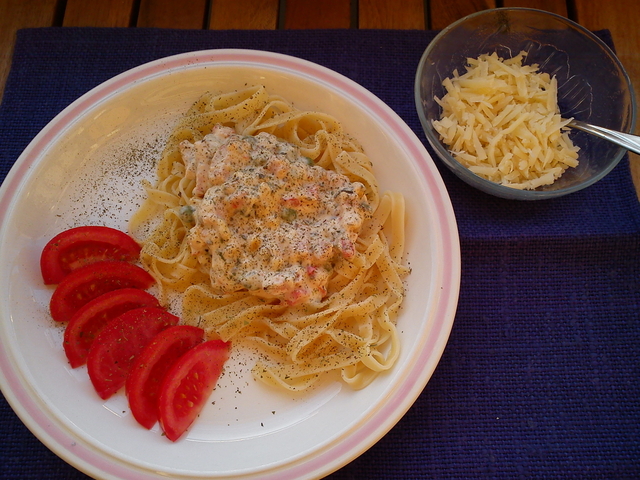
569, 119, 640, 156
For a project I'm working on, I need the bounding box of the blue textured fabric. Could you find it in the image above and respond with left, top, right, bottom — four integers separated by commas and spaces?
0, 27, 639, 479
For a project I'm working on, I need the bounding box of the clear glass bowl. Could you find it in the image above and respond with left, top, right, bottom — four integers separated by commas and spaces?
414, 7, 637, 200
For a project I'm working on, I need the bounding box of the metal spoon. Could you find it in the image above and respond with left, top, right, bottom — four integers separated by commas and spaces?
568, 119, 640, 155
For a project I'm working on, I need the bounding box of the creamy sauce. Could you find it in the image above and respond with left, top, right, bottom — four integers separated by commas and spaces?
181, 125, 370, 305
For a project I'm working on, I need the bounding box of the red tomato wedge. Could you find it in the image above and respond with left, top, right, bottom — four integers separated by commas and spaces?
158, 339, 231, 442
41, 226, 141, 284
63, 289, 161, 368
87, 307, 179, 400
126, 325, 205, 429
49, 261, 155, 322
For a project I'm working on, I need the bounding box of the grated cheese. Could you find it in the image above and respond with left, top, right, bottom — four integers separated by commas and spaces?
432, 51, 580, 190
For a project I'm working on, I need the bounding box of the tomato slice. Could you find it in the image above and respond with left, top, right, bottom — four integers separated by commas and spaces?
63, 288, 161, 368
41, 226, 141, 285
49, 261, 155, 322
126, 325, 205, 429
87, 307, 179, 399
158, 339, 231, 441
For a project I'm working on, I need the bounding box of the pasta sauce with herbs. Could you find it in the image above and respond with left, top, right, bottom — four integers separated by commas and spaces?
181, 125, 371, 306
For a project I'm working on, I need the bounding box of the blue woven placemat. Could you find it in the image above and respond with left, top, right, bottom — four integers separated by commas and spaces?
0, 27, 639, 479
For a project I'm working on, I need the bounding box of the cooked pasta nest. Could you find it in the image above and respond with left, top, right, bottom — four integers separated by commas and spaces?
130, 85, 410, 391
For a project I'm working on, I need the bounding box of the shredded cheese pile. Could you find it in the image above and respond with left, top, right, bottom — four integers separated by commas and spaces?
432, 51, 579, 190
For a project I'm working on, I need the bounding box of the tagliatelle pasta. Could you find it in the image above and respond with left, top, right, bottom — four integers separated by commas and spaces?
130, 85, 409, 391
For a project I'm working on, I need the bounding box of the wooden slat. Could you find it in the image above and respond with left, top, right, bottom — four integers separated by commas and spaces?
0, 0, 57, 101
359, 0, 425, 29
63, 0, 135, 27
428, 0, 496, 30
573, 0, 640, 127
502, 0, 567, 16
284, 0, 351, 29
209, 0, 279, 29
137, 0, 208, 29
573, 0, 640, 198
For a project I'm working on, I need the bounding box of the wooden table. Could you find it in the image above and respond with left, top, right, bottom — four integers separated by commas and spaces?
1, 0, 638, 195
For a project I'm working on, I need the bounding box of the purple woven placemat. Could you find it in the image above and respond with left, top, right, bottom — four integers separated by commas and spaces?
0, 27, 639, 479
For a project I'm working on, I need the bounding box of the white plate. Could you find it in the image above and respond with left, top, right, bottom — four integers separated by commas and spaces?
0, 50, 460, 479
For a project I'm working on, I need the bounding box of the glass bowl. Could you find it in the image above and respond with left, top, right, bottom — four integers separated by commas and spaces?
414, 7, 637, 200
